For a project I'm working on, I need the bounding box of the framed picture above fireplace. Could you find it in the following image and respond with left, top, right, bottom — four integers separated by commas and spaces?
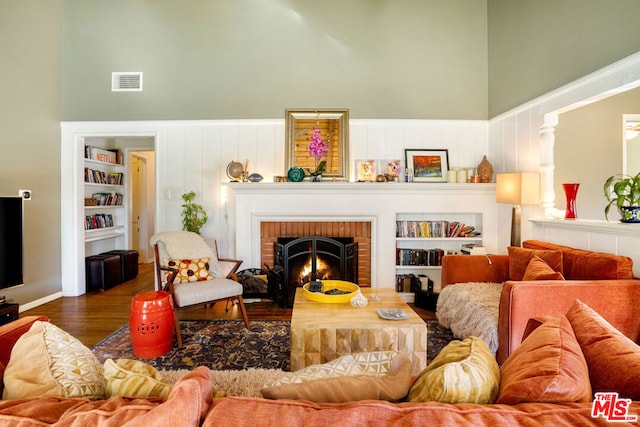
285, 108, 350, 181
405, 149, 449, 182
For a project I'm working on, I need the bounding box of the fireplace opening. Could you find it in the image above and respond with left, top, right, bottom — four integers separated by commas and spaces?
275, 236, 357, 307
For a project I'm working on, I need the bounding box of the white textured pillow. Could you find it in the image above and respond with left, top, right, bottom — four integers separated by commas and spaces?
2, 321, 107, 400
266, 351, 398, 387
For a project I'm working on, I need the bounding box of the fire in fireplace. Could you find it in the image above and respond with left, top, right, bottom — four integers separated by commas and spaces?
274, 236, 358, 307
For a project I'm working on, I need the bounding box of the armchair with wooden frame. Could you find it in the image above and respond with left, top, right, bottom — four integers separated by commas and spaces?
150, 231, 250, 348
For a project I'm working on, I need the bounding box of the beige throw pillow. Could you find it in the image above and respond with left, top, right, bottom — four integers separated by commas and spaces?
261, 353, 412, 402
408, 336, 500, 404
2, 321, 106, 400
104, 358, 172, 399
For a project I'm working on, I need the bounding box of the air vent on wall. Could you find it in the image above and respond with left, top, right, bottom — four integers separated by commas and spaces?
112, 72, 143, 92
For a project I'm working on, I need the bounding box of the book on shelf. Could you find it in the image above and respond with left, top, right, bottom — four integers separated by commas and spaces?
396, 247, 457, 266
85, 213, 114, 230
84, 168, 124, 185
395, 273, 421, 293
396, 220, 480, 238
91, 192, 123, 206
85, 145, 124, 165
460, 243, 487, 255
417, 274, 434, 293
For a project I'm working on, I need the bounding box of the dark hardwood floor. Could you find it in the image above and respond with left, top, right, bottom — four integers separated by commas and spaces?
22, 262, 435, 347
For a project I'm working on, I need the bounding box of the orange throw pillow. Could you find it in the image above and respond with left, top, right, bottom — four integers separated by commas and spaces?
566, 299, 640, 400
497, 315, 591, 404
522, 255, 565, 281
508, 246, 563, 281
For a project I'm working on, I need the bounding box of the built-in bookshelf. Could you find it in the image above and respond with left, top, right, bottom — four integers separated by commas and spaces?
395, 212, 483, 294
83, 146, 125, 245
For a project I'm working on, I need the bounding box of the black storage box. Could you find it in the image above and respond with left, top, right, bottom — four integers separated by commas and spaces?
414, 289, 439, 312
102, 249, 139, 281
86, 254, 122, 291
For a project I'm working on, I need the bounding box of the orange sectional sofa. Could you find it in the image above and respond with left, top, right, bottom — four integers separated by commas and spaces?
1, 239, 639, 426
441, 239, 640, 364
4, 307, 638, 426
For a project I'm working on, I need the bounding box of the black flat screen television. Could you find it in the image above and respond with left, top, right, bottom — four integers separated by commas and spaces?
0, 197, 23, 290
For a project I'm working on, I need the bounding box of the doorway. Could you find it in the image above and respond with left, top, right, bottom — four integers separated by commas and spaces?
129, 150, 155, 263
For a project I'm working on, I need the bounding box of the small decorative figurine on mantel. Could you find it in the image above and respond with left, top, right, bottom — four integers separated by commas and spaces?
477, 155, 494, 183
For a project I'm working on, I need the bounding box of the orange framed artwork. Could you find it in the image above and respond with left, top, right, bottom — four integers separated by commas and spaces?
404, 149, 449, 182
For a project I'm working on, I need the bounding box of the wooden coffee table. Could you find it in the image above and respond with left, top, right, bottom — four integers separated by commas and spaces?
290, 287, 427, 374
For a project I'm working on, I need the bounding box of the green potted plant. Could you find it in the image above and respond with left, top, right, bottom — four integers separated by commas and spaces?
181, 191, 208, 234
603, 171, 640, 222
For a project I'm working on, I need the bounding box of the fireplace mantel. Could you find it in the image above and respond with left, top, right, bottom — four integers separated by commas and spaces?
224, 182, 500, 289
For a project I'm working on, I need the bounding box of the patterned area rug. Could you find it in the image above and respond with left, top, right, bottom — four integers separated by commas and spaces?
91, 319, 454, 372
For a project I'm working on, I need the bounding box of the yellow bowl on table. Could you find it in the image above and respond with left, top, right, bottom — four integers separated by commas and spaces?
302, 280, 360, 303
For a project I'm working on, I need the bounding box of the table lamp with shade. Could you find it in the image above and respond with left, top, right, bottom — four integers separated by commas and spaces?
496, 173, 540, 247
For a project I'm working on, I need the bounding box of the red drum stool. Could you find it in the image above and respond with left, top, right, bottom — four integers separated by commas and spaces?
130, 291, 175, 358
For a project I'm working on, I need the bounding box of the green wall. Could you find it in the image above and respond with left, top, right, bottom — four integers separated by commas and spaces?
0, 0, 62, 304
488, 0, 640, 117
61, 0, 488, 120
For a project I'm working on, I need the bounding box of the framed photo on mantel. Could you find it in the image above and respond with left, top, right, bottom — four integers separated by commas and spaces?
405, 149, 449, 182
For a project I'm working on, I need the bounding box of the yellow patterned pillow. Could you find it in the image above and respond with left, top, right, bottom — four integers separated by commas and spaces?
165, 258, 213, 283
408, 336, 500, 404
2, 321, 106, 400
103, 359, 172, 398
266, 351, 399, 387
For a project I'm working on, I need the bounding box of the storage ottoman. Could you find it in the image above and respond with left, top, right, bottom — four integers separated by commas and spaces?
86, 254, 122, 291
101, 249, 139, 281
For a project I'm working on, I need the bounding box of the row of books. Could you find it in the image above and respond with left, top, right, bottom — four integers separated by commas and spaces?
85, 213, 114, 230
395, 273, 434, 293
396, 248, 455, 266
396, 220, 479, 238
85, 168, 124, 185
84, 146, 124, 165
91, 192, 123, 206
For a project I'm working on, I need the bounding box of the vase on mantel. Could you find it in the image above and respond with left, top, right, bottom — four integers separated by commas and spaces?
309, 174, 322, 182
562, 183, 580, 219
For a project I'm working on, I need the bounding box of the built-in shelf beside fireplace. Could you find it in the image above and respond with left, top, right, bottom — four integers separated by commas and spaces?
224, 182, 501, 298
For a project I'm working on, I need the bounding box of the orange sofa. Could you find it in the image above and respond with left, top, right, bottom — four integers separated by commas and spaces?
441, 240, 640, 364
1, 306, 640, 425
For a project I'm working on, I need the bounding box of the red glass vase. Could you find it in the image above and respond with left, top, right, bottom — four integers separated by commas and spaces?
562, 183, 580, 219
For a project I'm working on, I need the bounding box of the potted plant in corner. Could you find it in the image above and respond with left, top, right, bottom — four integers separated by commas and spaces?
181, 191, 209, 234
603, 171, 640, 222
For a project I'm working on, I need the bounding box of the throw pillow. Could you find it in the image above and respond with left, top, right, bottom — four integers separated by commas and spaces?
103, 358, 172, 399
2, 321, 106, 400
566, 299, 640, 400
497, 315, 591, 404
522, 255, 565, 281
407, 336, 500, 404
165, 258, 213, 283
260, 353, 412, 402
507, 246, 563, 281
266, 351, 399, 387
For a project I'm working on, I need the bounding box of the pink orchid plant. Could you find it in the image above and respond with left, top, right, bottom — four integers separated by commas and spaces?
307, 127, 327, 175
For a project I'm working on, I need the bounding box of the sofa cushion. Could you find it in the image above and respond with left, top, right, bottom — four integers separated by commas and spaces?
2, 321, 107, 400
260, 353, 412, 402
497, 315, 591, 404
408, 336, 500, 404
566, 299, 640, 400
522, 240, 634, 280
166, 258, 214, 283
508, 246, 563, 281
522, 255, 565, 281
0, 366, 213, 426
103, 359, 172, 399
